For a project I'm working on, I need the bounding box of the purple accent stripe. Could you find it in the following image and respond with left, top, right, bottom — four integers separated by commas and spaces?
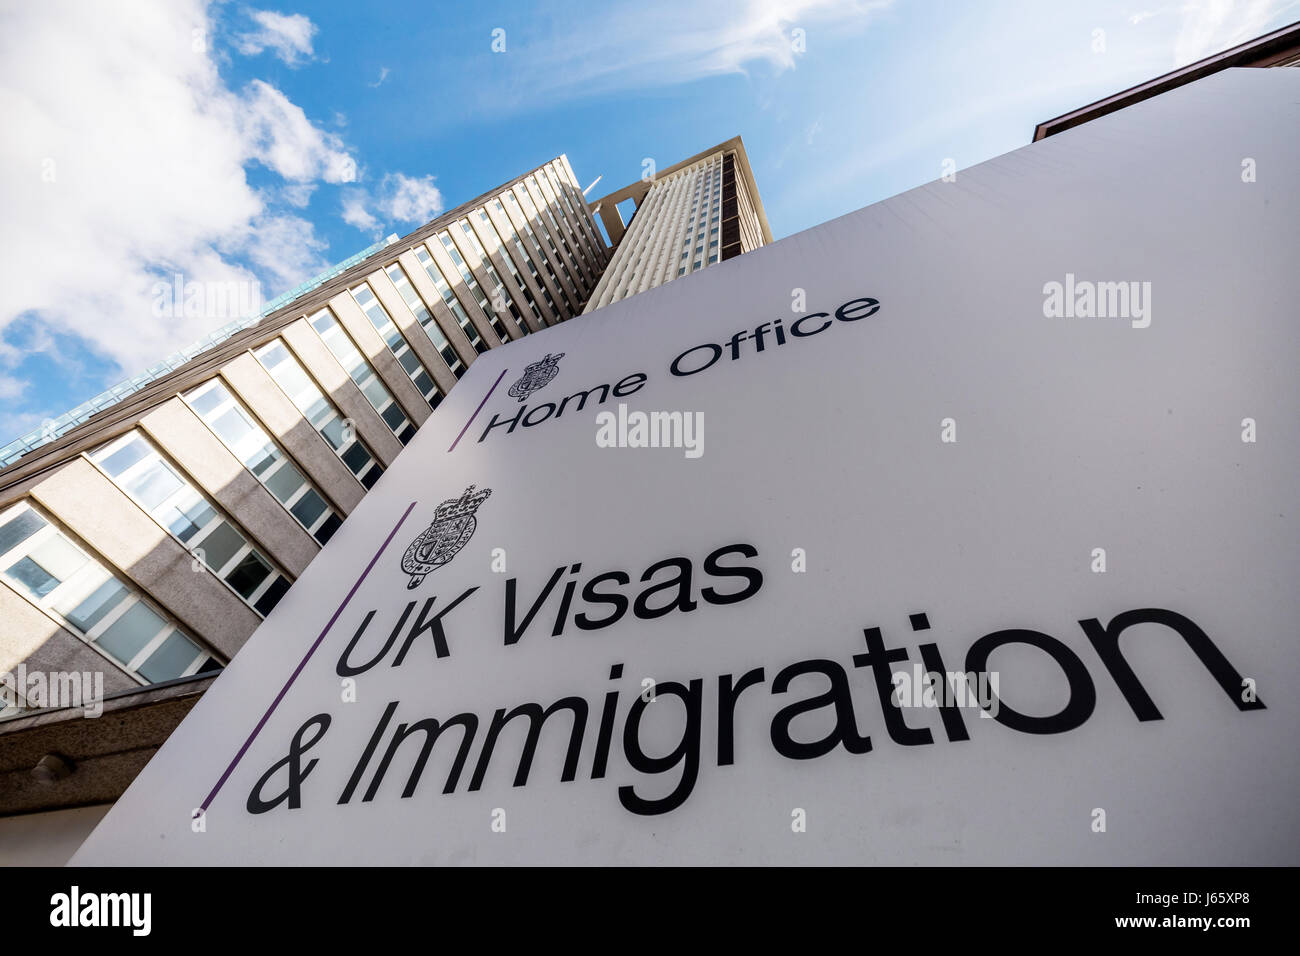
200, 500, 419, 811
449, 367, 507, 452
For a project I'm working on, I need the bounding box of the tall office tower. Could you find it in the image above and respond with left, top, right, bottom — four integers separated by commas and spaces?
583, 137, 771, 312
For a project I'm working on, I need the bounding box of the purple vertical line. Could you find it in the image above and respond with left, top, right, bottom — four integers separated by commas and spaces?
200, 499, 418, 811
449, 367, 507, 452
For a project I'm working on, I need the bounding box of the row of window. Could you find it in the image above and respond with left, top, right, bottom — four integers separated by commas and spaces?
437, 232, 511, 344
183, 379, 343, 544
456, 218, 529, 334
675, 164, 726, 277
413, 245, 488, 354
383, 263, 466, 376
253, 339, 384, 489
0, 501, 221, 690
90, 432, 292, 616
309, 308, 417, 445
504, 189, 574, 309
350, 282, 445, 411
472, 210, 545, 326
543, 161, 604, 267
487, 198, 558, 315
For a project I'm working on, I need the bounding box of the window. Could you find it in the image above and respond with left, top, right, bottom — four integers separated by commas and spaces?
504, 190, 568, 305
253, 339, 383, 490
383, 263, 466, 377
88, 433, 292, 615
545, 164, 597, 260
437, 232, 510, 344
413, 246, 489, 354
457, 219, 528, 334
474, 209, 544, 325
525, 176, 585, 285
308, 309, 416, 444
184, 379, 342, 543
0, 502, 222, 686
350, 282, 445, 410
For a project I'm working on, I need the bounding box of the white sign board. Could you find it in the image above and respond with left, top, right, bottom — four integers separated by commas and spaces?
75, 69, 1300, 864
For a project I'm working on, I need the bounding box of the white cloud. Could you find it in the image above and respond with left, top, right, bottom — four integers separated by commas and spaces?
487, 0, 893, 101
1172, 0, 1295, 64
341, 193, 381, 232
368, 66, 391, 88
0, 373, 23, 400
280, 183, 317, 207
238, 80, 358, 183
378, 173, 443, 223
341, 173, 444, 234
0, 0, 359, 379
241, 213, 330, 292
236, 9, 317, 66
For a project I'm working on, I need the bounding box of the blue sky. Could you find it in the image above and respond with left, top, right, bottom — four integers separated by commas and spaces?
1, 0, 1296, 444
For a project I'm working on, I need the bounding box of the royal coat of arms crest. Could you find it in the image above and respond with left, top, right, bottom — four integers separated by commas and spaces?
508, 352, 565, 402
400, 485, 492, 589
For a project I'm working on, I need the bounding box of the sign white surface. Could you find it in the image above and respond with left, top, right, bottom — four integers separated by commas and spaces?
75, 70, 1300, 865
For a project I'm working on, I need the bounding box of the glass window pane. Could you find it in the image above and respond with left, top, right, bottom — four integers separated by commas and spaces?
265, 462, 305, 503
99, 437, 149, 477
6, 556, 61, 598
315, 512, 342, 544
246, 444, 279, 477
166, 497, 215, 543
290, 489, 327, 528
125, 461, 184, 510
259, 342, 288, 366
96, 601, 166, 664
227, 552, 272, 598
137, 631, 203, 682
320, 418, 346, 450
253, 575, 290, 615
305, 396, 332, 428
198, 521, 245, 571
341, 443, 370, 474
210, 407, 253, 447
0, 509, 47, 555
29, 535, 87, 582
187, 387, 224, 416
381, 404, 406, 430
61, 578, 129, 633
361, 377, 389, 408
